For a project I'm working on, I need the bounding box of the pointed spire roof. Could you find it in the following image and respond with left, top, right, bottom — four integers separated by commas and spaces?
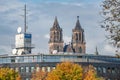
74, 16, 83, 30
95, 46, 99, 55
51, 16, 61, 30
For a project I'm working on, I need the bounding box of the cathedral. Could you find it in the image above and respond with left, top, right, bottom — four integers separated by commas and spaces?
49, 16, 86, 54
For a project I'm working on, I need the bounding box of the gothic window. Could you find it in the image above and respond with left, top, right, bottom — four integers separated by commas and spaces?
57, 46, 59, 52
55, 32, 57, 41
60, 32, 62, 41
79, 33, 81, 41
79, 47, 82, 53
57, 32, 59, 41
76, 33, 78, 41
82, 33, 84, 42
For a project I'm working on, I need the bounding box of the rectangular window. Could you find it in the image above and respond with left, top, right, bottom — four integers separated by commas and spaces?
52, 67, 55, 70
15, 67, 19, 72
42, 67, 45, 72
103, 67, 106, 73
36, 67, 40, 72
31, 67, 35, 73
26, 78, 29, 80
26, 67, 29, 73
47, 67, 51, 72
20, 67, 24, 72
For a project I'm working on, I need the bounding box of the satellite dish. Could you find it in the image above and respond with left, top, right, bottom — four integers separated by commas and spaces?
17, 27, 22, 33
12, 49, 17, 55
52, 50, 57, 54
17, 50, 22, 55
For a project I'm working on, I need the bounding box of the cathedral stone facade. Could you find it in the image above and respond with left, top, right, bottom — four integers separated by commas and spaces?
49, 16, 86, 54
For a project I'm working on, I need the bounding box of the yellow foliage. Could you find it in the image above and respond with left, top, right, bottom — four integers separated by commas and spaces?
31, 62, 104, 80
46, 62, 83, 80
84, 65, 104, 80
31, 69, 47, 80
0, 68, 21, 80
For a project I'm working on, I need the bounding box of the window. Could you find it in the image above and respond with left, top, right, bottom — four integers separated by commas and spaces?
36, 67, 40, 72
111, 68, 115, 74
79, 47, 82, 53
103, 67, 106, 73
20, 67, 24, 72
76, 33, 78, 41
107, 67, 111, 73
98, 67, 102, 73
42, 67, 45, 72
52, 67, 55, 70
26, 67, 29, 73
15, 67, 19, 72
47, 67, 51, 72
31, 67, 35, 73
26, 78, 29, 80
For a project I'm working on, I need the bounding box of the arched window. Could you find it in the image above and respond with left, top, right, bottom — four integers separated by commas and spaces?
79, 33, 81, 41
57, 46, 59, 52
57, 32, 59, 41
76, 33, 78, 41
79, 47, 82, 53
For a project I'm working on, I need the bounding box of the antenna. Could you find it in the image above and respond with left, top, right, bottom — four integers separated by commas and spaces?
24, 4, 27, 33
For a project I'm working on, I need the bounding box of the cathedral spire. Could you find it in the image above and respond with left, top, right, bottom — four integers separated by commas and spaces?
95, 46, 99, 55
72, 16, 86, 53
52, 16, 60, 29
49, 16, 63, 54
74, 16, 82, 30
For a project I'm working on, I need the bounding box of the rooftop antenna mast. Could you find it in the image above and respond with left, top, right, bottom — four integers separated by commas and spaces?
24, 4, 27, 33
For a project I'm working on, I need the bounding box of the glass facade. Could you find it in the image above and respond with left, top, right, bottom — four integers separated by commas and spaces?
0, 54, 120, 64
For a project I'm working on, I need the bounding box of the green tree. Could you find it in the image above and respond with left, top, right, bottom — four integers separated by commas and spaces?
0, 68, 21, 80
101, 0, 120, 51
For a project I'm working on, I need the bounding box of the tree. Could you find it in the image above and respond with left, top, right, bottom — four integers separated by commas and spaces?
16, 74, 22, 80
101, 0, 120, 51
46, 62, 83, 80
0, 68, 21, 80
31, 69, 47, 80
32, 62, 104, 80
83, 65, 104, 80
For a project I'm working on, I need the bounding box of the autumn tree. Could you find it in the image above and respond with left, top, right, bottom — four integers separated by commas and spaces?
46, 62, 83, 80
83, 65, 104, 80
0, 68, 21, 80
32, 62, 104, 80
31, 69, 47, 80
16, 74, 22, 80
101, 0, 120, 52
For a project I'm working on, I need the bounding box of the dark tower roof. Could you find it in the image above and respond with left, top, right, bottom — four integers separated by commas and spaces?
74, 16, 83, 31
95, 46, 99, 55
51, 16, 61, 30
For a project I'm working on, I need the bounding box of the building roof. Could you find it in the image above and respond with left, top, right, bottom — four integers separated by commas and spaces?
0, 53, 120, 64
74, 16, 83, 31
50, 16, 61, 30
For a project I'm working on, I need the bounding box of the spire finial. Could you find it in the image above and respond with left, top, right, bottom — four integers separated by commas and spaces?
77, 16, 79, 20
95, 46, 99, 55
55, 16, 57, 19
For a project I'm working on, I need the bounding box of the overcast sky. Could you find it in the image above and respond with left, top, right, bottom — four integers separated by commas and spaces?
0, 0, 116, 55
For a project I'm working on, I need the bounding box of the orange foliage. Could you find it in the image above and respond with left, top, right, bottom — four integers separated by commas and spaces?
84, 65, 104, 80
32, 69, 47, 80
46, 62, 83, 80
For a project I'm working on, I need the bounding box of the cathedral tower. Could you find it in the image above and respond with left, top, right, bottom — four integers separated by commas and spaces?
72, 16, 86, 53
49, 17, 64, 54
